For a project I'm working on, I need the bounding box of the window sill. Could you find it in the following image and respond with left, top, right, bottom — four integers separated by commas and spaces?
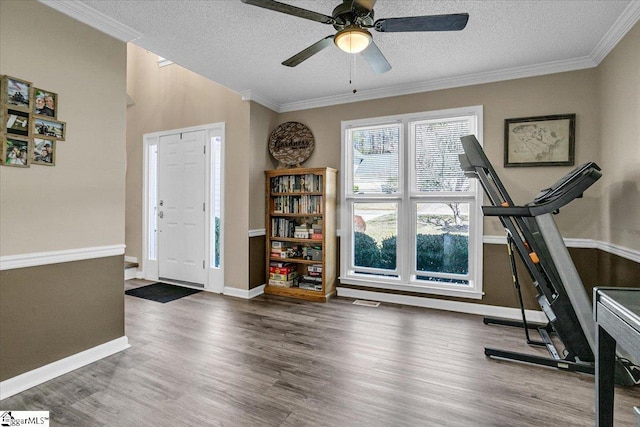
339, 275, 484, 300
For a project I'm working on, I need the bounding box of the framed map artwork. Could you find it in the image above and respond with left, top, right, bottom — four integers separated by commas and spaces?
504, 114, 575, 167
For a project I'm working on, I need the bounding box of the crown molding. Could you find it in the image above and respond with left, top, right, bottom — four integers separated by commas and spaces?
278, 56, 597, 112
590, 0, 640, 64
240, 90, 281, 113
38, 0, 142, 42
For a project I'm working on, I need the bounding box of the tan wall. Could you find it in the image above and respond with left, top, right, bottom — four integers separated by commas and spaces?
249, 102, 279, 230
126, 45, 251, 289
279, 70, 602, 238
0, 1, 126, 380
597, 22, 640, 251
0, 0, 126, 256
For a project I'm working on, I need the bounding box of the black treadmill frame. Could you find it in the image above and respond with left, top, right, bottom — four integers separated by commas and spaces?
458, 134, 597, 373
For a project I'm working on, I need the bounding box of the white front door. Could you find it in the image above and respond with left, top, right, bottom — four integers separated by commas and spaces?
158, 130, 206, 285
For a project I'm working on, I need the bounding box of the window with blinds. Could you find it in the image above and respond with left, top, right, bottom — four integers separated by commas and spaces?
351, 124, 400, 194
341, 106, 484, 299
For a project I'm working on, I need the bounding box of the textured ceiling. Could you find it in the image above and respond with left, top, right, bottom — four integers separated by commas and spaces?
47, 0, 639, 111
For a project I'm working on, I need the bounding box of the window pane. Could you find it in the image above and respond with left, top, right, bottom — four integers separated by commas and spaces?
148, 145, 158, 260
414, 120, 470, 193
211, 136, 222, 268
416, 203, 469, 282
353, 203, 397, 269
351, 125, 399, 194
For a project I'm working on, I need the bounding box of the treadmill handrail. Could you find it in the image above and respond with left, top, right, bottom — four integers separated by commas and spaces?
482, 205, 533, 217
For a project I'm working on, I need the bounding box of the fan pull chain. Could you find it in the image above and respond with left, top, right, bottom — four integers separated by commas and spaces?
350, 54, 357, 94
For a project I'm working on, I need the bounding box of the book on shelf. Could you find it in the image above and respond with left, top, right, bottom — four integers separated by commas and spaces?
271, 195, 323, 214
271, 251, 289, 259
307, 264, 323, 273
310, 248, 322, 261
270, 261, 293, 268
299, 275, 322, 283
271, 174, 323, 193
298, 282, 322, 291
269, 271, 298, 281
268, 279, 294, 287
271, 218, 296, 238
270, 265, 295, 275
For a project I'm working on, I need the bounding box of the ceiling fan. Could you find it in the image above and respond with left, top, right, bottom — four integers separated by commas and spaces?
241, 0, 469, 74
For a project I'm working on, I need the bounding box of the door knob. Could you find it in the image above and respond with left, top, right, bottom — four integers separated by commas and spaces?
159, 211, 164, 218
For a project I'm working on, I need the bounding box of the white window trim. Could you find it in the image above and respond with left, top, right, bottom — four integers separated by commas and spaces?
340, 106, 484, 299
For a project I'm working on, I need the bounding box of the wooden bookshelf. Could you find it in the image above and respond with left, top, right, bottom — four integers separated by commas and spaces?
264, 167, 337, 302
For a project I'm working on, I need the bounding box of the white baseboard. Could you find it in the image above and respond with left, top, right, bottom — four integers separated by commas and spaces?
0, 336, 130, 400
336, 287, 548, 324
223, 284, 265, 299
124, 256, 138, 264
248, 284, 266, 299
124, 267, 138, 280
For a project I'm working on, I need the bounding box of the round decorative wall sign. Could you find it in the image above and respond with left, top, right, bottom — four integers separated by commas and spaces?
268, 121, 315, 168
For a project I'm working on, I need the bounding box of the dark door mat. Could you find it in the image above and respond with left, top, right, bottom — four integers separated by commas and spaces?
125, 282, 202, 303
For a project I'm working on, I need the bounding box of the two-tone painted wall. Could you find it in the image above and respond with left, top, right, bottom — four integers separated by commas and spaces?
0, 0, 128, 386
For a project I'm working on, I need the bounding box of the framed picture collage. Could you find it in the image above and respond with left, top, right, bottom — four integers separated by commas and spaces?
1, 75, 66, 168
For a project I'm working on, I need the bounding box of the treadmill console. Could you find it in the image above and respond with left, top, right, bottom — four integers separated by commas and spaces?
533, 162, 601, 205
527, 162, 601, 215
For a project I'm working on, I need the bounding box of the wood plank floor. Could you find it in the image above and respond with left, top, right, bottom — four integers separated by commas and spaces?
2, 279, 639, 426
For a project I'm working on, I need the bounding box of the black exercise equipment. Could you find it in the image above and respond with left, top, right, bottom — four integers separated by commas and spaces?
458, 134, 638, 386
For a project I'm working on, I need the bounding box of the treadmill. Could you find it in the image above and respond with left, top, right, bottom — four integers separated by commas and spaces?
458, 134, 638, 385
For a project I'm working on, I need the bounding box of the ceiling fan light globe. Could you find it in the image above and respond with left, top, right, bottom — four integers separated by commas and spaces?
334, 27, 372, 53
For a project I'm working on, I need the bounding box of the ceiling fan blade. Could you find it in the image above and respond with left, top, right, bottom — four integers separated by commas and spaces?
282, 35, 335, 67
360, 40, 391, 74
374, 13, 469, 32
241, 0, 335, 25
